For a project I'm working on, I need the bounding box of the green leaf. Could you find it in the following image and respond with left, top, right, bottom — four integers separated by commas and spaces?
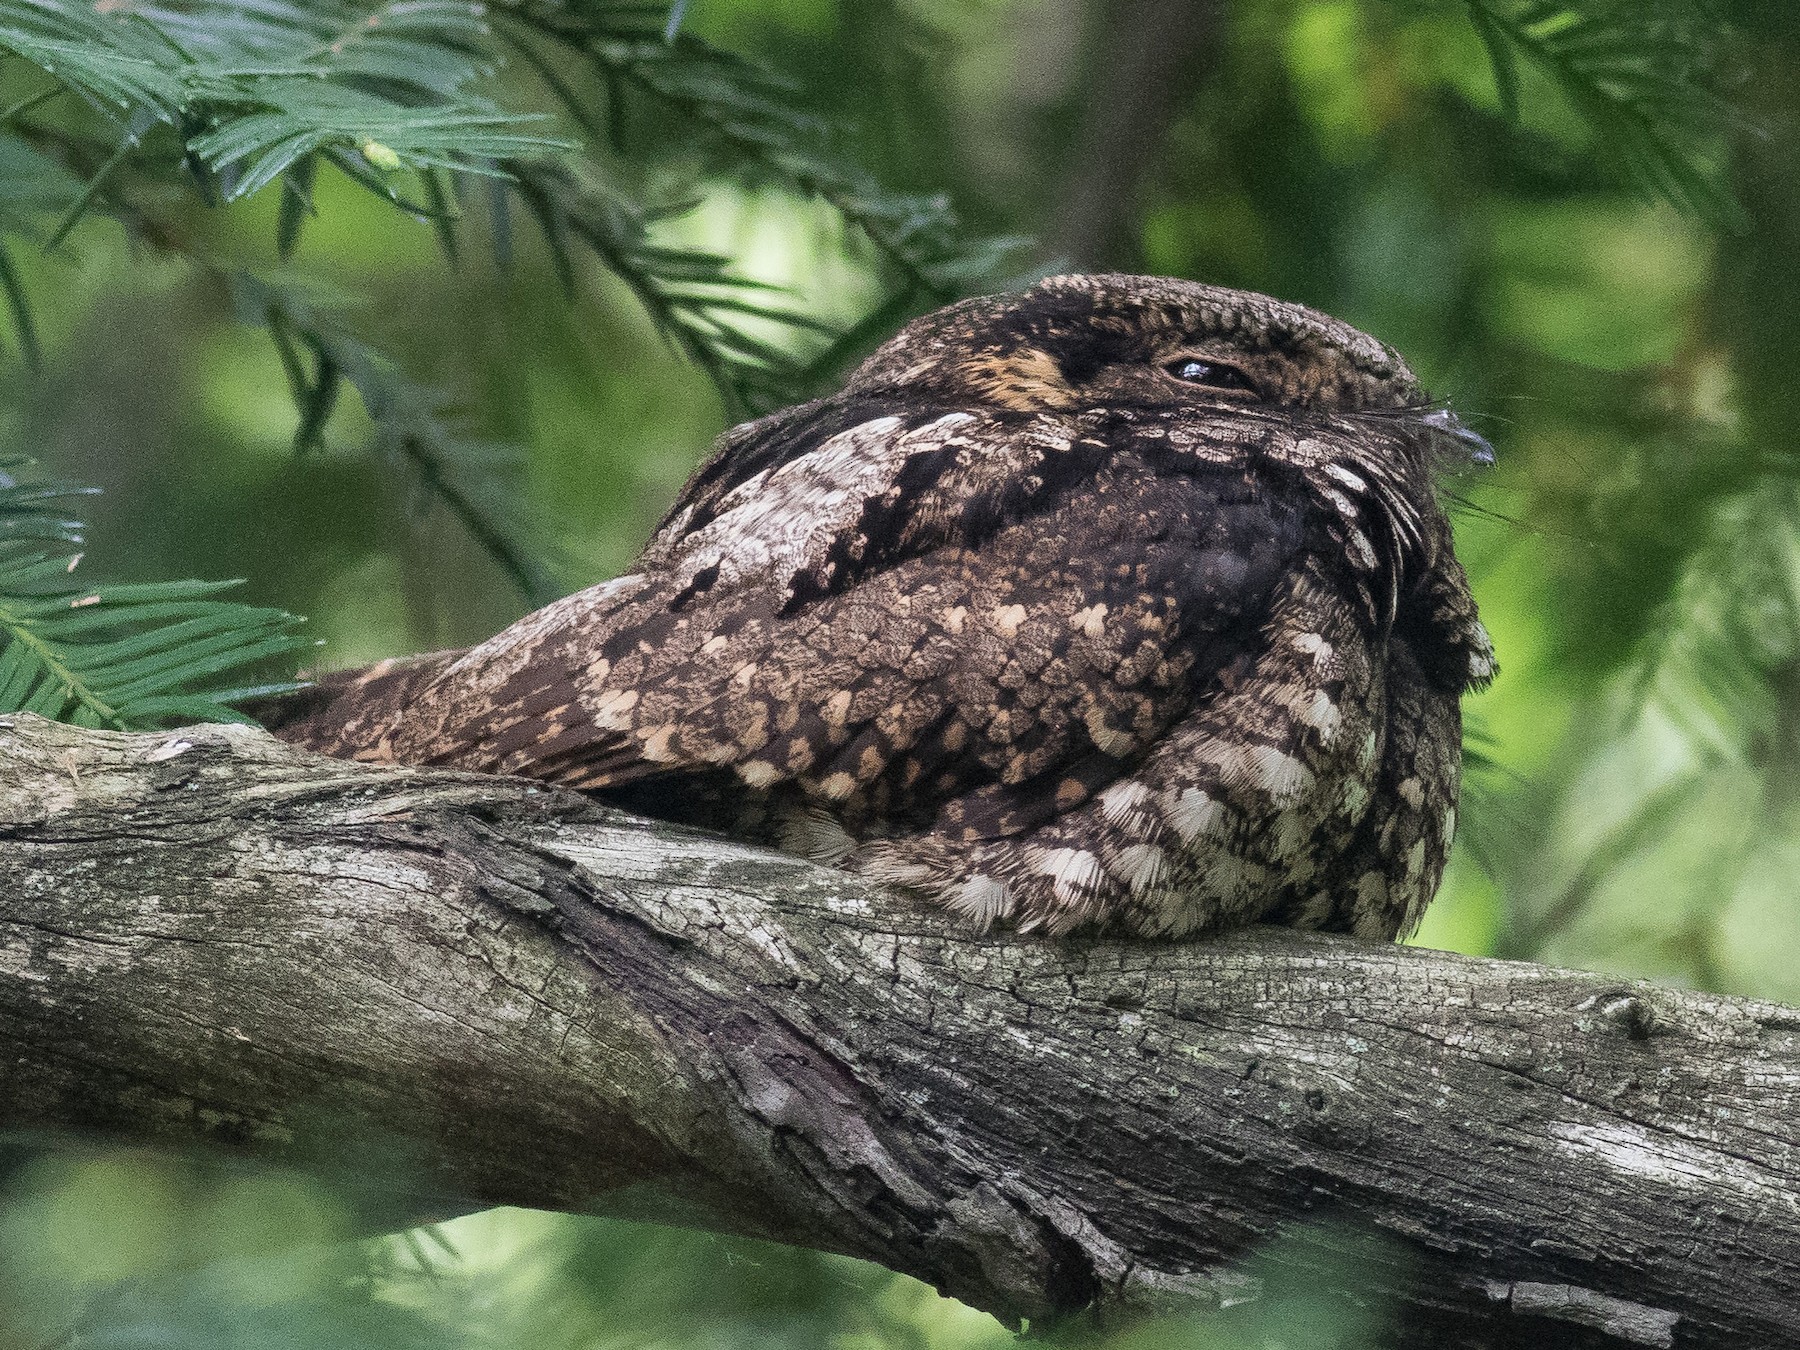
496, 4, 1021, 407
0, 562, 311, 729
275, 153, 318, 259
0, 0, 573, 234
1461, 0, 1747, 228
0, 467, 310, 729
0, 461, 92, 548
1466, 0, 1523, 121
232, 271, 561, 604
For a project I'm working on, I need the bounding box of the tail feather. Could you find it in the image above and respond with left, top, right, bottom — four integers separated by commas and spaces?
259, 649, 466, 762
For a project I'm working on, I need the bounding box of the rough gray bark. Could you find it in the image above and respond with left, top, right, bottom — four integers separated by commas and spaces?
1, 712, 1796, 1349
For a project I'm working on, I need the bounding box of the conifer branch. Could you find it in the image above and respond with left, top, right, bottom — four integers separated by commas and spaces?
0, 462, 309, 727
1460, 0, 1746, 226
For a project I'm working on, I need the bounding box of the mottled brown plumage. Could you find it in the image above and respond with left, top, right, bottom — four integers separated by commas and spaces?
274, 274, 1494, 939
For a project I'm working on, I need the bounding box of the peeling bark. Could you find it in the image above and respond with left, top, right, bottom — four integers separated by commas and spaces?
1, 712, 1796, 1348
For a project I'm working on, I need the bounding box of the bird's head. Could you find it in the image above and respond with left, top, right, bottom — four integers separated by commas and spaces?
847, 272, 1494, 467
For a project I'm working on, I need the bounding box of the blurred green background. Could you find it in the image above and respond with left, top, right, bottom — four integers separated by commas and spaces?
1, 0, 1796, 1345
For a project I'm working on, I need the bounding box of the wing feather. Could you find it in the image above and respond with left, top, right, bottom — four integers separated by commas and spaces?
365, 417, 1311, 843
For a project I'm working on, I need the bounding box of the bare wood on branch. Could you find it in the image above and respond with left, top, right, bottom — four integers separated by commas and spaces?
1, 713, 1796, 1348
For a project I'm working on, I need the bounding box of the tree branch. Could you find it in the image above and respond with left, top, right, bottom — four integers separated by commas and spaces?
0, 712, 1795, 1347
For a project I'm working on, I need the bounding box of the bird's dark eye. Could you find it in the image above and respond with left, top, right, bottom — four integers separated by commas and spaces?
1163, 358, 1257, 393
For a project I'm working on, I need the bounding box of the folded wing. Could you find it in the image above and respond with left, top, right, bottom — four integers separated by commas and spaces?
305, 408, 1313, 848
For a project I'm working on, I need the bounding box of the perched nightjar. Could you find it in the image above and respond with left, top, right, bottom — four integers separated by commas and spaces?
273, 274, 1495, 939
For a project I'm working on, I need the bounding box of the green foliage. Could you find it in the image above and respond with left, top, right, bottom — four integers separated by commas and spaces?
497, 4, 1024, 297
0, 1150, 1398, 1350
0, 453, 86, 545
500, 156, 841, 415
0, 0, 1021, 597
0, 460, 308, 726
1461, 0, 1745, 225
234, 269, 562, 601
0, 0, 569, 257
0, 0, 1794, 1346
1631, 481, 1800, 760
